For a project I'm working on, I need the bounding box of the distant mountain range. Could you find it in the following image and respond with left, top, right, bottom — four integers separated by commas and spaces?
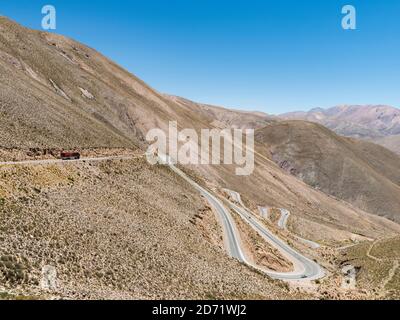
255, 120, 400, 222
281, 105, 400, 154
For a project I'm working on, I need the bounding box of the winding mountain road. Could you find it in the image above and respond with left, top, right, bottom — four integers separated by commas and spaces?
159, 154, 324, 281
278, 209, 290, 229
258, 206, 269, 219
223, 189, 321, 250
223, 188, 245, 207
228, 202, 324, 280
277, 209, 321, 249
167, 164, 246, 261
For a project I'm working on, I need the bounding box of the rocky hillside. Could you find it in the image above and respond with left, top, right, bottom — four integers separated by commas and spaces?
338, 236, 400, 299
373, 135, 400, 155
2, 17, 400, 300
0, 158, 300, 299
1, 16, 399, 245
255, 121, 400, 223
167, 95, 276, 129
0, 17, 276, 151
281, 105, 400, 154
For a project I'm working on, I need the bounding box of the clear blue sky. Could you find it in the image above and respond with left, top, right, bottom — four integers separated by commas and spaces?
1, 0, 399, 114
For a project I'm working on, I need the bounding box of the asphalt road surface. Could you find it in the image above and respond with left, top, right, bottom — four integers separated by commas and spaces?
160, 154, 324, 281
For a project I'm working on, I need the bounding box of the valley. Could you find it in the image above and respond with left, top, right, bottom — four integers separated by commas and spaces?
1, 16, 400, 300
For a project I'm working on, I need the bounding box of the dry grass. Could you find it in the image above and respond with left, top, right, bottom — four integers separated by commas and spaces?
337, 237, 400, 298
0, 158, 299, 300
1, 17, 399, 300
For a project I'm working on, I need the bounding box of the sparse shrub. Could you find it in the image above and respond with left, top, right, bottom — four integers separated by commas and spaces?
32, 187, 41, 194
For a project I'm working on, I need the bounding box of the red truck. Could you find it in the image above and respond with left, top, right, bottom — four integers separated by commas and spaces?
60, 152, 81, 160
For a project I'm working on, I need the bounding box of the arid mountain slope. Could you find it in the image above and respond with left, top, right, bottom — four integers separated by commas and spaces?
281, 105, 400, 154
0, 17, 203, 149
0, 17, 274, 151
373, 135, 400, 155
1, 16, 399, 242
255, 121, 400, 222
0, 158, 300, 300
167, 95, 276, 129
2, 17, 400, 299
338, 236, 400, 299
